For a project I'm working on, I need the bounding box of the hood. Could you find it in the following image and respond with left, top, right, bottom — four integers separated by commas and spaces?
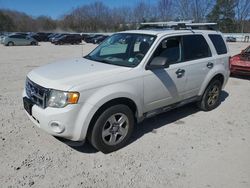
27, 58, 132, 91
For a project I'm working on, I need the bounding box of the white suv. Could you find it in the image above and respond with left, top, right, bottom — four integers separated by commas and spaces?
23, 27, 230, 153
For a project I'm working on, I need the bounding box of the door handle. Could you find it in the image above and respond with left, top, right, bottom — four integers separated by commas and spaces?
207, 62, 214, 69
175, 69, 185, 78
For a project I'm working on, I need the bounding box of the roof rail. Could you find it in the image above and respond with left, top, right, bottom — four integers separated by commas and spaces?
139, 21, 217, 31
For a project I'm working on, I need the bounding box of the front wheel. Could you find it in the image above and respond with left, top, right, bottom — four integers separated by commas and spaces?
31, 41, 37, 45
88, 104, 134, 153
197, 79, 222, 111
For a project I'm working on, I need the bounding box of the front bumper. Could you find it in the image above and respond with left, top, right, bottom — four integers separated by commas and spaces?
23, 90, 97, 141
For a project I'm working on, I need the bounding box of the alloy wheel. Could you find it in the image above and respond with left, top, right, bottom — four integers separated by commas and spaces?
102, 113, 129, 146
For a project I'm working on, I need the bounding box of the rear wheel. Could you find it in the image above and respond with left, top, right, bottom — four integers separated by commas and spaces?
7, 41, 14, 46
88, 104, 134, 153
197, 79, 222, 111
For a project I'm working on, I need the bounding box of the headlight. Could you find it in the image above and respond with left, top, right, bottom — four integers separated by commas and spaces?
47, 90, 80, 108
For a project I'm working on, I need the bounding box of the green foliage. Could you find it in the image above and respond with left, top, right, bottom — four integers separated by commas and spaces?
207, 0, 237, 32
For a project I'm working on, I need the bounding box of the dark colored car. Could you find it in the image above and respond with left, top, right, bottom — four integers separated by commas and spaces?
230, 45, 250, 75
93, 35, 109, 44
53, 34, 82, 45
30, 32, 52, 42
49, 33, 66, 42
81, 34, 90, 41
84, 34, 103, 43
226, 36, 236, 42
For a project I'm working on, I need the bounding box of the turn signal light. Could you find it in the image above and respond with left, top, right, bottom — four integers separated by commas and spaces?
67, 92, 80, 104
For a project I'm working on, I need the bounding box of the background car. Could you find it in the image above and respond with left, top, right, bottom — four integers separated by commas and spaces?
81, 33, 90, 41
230, 45, 250, 75
84, 34, 103, 43
52, 34, 82, 45
29, 32, 52, 42
49, 33, 66, 42
0, 33, 8, 44
226, 36, 237, 42
3, 34, 38, 46
93, 35, 109, 44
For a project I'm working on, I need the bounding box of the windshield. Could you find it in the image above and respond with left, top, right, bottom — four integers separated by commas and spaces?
244, 46, 250, 53
85, 33, 156, 67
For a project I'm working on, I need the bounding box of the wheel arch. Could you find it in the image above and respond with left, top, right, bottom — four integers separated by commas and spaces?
86, 97, 138, 140
199, 73, 225, 96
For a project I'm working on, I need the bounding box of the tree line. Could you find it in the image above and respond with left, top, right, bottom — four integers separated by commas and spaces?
0, 0, 249, 33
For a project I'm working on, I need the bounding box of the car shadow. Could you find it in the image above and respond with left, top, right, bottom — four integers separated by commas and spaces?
129, 91, 228, 145
57, 91, 229, 154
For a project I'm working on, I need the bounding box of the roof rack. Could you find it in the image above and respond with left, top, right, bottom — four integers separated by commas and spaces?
139, 21, 217, 31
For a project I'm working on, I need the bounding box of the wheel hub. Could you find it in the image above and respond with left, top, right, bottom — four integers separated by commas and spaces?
102, 113, 129, 146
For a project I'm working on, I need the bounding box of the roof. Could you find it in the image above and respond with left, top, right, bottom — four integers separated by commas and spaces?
119, 29, 221, 37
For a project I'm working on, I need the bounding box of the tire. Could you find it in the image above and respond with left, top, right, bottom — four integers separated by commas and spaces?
88, 104, 134, 153
31, 41, 36, 45
7, 41, 14, 46
197, 79, 222, 111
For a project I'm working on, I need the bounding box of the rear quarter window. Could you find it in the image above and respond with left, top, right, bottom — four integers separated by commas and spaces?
208, 34, 227, 55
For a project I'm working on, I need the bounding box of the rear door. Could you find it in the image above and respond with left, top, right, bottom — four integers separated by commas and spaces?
19, 35, 28, 45
180, 34, 214, 99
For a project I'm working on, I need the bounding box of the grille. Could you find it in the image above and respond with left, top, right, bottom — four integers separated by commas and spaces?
25, 78, 49, 108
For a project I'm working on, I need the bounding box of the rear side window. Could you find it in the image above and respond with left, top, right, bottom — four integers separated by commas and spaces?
182, 35, 211, 61
208, 34, 227, 55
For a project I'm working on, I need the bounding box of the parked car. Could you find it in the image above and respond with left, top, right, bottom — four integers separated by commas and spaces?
47, 33, 57, 40
230, 45, 250, 75
81, 33, 90, 41
0, 34, 8, 44
84, 34, 103, 43
49, 33, 66, 42
30, 32, 52, 42
93, 35, 109, 44
23, 26, 230, 153
3, 34, 38, 46
52, 34, 82, 45
226, 36, 236, 42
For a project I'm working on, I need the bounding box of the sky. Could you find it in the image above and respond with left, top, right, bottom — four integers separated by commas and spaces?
0, 0, 153, 19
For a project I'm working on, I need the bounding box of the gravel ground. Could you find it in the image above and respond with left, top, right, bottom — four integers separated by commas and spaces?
0, 42, 249, 188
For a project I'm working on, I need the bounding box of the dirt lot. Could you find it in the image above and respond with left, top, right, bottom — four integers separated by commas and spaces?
0, 42, 249, 188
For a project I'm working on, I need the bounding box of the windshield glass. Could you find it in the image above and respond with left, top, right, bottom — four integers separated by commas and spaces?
244, 46, 250, 53
85, 33, 156, 67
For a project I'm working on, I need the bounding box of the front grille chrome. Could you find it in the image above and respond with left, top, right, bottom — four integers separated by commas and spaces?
25, 78, 49, 108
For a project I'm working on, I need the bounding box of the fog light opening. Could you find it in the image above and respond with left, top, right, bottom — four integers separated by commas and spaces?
50, 122, 65, 134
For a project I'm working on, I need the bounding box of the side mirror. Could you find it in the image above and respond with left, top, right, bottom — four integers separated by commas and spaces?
146, 57, 169, 70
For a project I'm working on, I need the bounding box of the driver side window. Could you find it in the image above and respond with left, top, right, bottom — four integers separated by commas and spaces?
152, 37, 181, 65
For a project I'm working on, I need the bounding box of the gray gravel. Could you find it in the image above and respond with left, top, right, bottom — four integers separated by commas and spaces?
0, 42, 249, 188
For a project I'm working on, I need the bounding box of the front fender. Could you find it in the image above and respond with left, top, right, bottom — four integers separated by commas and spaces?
73, 82, 143, 141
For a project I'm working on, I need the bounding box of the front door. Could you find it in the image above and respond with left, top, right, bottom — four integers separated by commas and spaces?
143, 36, 187, 112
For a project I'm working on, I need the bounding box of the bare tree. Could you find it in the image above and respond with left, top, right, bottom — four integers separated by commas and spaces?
235, 0, 250, 32
133, 1, 157, 23
157, 0, 173, 21
192, 0, 215, 22
174, 0, 215, 22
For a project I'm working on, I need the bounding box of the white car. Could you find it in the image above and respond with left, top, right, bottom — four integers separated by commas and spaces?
23, 26, 230, 153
